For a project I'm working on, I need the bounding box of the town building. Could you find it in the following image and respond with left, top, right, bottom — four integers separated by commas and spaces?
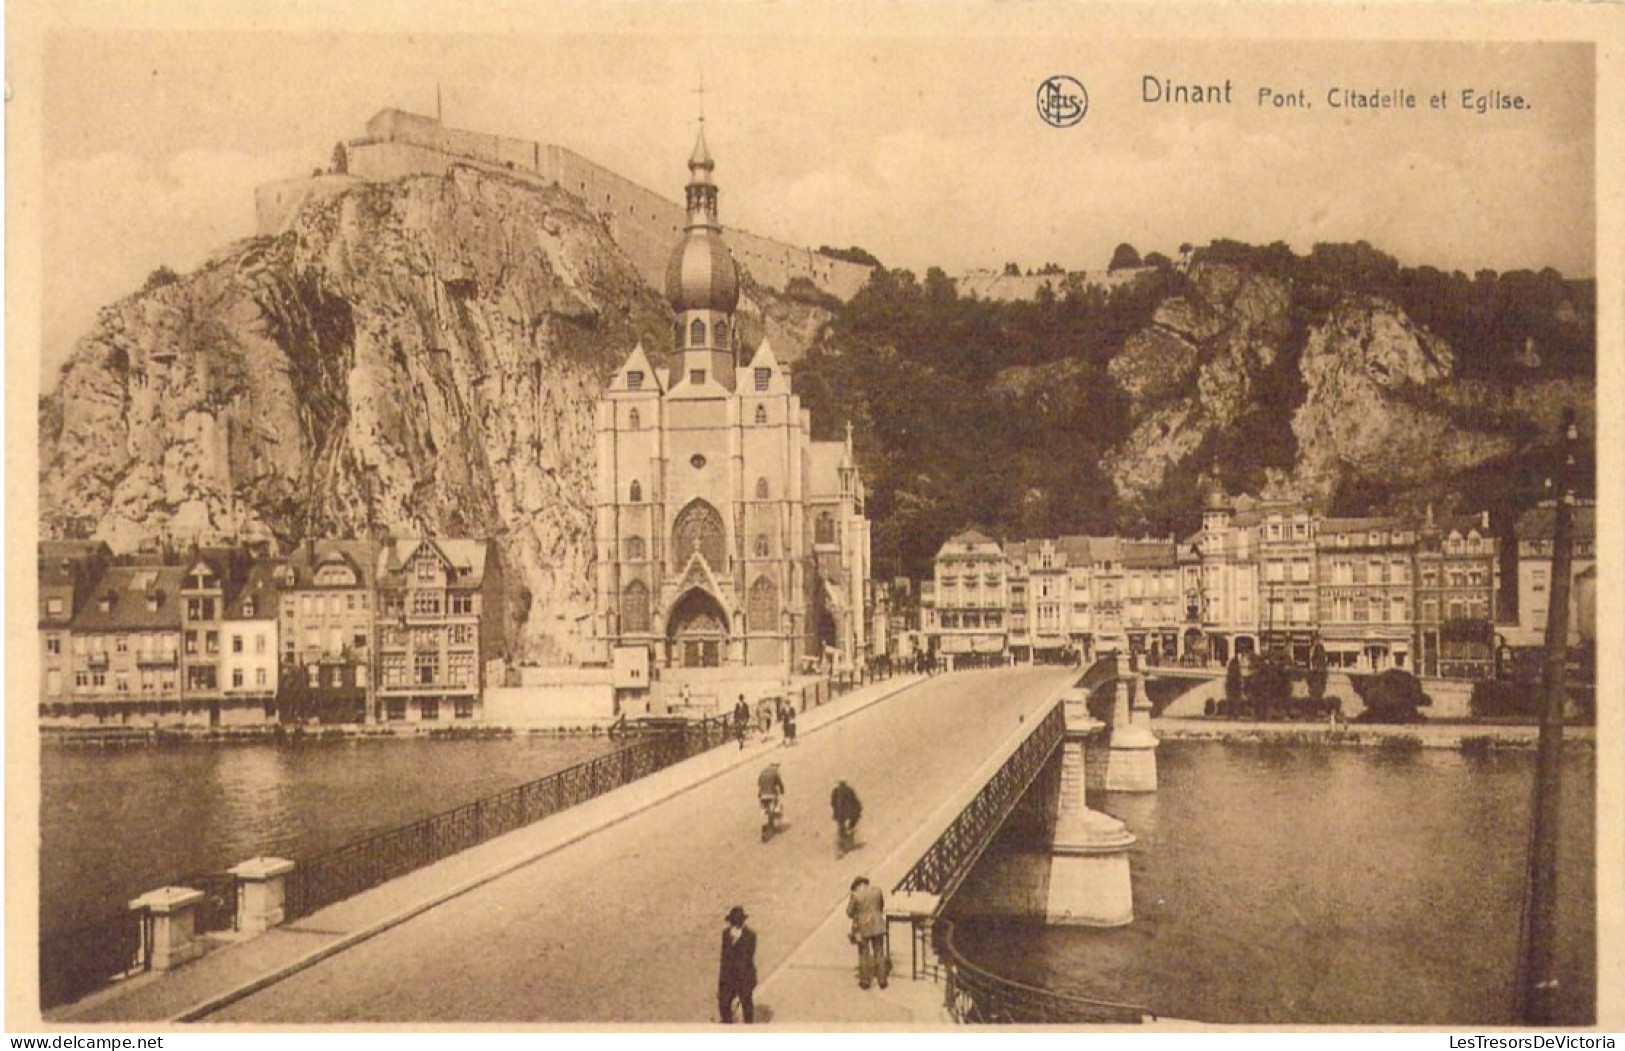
924, 529, 1007, 661
277, 539, 380, 724
38, 541, 112, 715
1314, 517, 1419, 672
61, 565, 186, 726
1413, 509, 1500, 679
375, 537, 503, 722
221, 560, 282, 721
1509, 501, 1596, 649
590, 127, 870, 673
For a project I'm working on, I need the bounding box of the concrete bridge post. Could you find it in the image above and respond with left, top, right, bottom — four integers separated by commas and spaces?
128, 886, 207, 971
230, 856, 296, 934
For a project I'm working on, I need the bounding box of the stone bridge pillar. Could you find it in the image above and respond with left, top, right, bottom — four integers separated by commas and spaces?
1087, 672, 1159, 793
1045, 689, 1135, 926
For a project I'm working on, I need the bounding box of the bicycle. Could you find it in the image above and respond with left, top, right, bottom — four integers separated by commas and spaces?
760, 794, 784, 841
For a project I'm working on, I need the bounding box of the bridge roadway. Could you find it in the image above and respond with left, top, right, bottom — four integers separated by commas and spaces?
67, 666, 1076, 1024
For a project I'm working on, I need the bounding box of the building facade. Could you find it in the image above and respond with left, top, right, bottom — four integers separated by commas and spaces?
591, 128, 871, 672
375, 538, 503, 722
923, 490, 1503, 679
1510, 502, 1596, 649
277, 540, 379, 724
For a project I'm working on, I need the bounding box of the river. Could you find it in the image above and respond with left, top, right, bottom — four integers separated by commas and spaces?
40, 734, 616, 933
950, 738, 1596, 1026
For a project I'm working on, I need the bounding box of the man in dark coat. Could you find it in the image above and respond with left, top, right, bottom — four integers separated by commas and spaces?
717, 905, 757, 1023
831, 780, 861, 852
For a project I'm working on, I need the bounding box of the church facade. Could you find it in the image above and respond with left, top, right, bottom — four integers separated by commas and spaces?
591, 128, 871, 671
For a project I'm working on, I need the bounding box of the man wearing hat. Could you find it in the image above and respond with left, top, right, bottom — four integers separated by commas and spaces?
717, 905, 758, 1023
846, 876, 889, 989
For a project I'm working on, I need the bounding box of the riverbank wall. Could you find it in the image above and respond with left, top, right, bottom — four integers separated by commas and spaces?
1153, 717, 1596, 752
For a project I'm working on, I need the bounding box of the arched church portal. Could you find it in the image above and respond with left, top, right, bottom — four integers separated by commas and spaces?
667, 588, 729, 668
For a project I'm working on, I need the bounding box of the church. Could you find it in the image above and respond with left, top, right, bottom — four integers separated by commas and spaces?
591, 126, 871, 672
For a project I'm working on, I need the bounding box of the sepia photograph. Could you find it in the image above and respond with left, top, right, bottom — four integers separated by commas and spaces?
6, 0, 1622, 1034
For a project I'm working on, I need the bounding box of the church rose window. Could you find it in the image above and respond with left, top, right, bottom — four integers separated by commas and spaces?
748, 576, 777, 632
622, 580, 651, 634
673, 499, 727, 569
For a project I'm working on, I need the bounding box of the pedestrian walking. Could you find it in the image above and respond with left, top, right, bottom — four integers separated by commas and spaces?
733, 695, 750, 749
717, 905, 757, 1023
846, 876, 889, 989
781, 703, 797, 747
831, 779, 861, 854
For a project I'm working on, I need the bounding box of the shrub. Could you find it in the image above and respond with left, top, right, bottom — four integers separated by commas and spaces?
1470, 680, 1535, 719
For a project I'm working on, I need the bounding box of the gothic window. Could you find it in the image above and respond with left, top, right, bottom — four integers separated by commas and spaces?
716, 320, 729, 345
622, 580, 651, 634
624, 535, 646, 560
673, 322, 683, 347
754, 405, 768, 425
691, 319, 706, 346
629, 407, 641, 430
815, 511, 836, 545
748, 576, 777, 632
756, 477, 770, 500
673, 499, 727, 569
629, 480, 642, 503
754, 535, 770, 557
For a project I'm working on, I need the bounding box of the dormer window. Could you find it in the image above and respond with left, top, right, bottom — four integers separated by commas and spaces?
754, 367, 771, 392
242, 599, 256, 617
98, 596, 113, 612
627, 371, 644, 392
146, 596, 159, 613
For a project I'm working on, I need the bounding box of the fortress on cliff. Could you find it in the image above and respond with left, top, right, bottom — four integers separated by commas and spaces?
256, 109, 875, 301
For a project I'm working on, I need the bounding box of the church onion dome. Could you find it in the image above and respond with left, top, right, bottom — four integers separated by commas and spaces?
666, 230, 740, 312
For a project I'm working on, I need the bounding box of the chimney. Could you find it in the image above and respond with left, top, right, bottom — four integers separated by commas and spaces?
1481, 510, 1490, 531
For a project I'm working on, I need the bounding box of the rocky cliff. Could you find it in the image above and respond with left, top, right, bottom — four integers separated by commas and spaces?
39, 164, 826, 662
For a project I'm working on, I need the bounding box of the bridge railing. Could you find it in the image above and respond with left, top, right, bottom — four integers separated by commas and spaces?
283, 714, 732, 922
895, 702, 1065, 900
934, 917, 1153, 1025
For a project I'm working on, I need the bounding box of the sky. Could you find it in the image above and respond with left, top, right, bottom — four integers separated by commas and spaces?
26, 9, 1599, 384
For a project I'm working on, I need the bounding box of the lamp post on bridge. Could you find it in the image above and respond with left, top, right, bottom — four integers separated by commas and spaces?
1515, 409, 1580, 1026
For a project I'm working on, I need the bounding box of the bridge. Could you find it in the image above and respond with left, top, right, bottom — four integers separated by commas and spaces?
55, 664, 1156, 1025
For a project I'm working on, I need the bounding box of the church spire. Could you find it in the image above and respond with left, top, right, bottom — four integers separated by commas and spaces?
684, 124, 719, 229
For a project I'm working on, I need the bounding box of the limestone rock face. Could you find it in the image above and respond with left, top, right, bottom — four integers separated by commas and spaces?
39, 165, 824, 662
1104, 263, 1292, 504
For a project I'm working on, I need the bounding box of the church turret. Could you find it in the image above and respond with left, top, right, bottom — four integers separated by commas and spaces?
665, 124, 740, 393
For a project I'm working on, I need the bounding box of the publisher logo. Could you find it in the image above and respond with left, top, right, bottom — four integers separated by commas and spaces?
1037, 75, 1089, 127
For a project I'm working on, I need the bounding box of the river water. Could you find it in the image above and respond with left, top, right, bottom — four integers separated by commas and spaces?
40, 734, 615, 933
951, 739, 1597, 1026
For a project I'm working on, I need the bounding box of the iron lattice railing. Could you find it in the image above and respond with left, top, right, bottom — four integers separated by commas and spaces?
285, 714, 732, 922
39, 909, 150, 1010
180, 870, 240, 934
935, 917, 1152, 1024
895, 702, 1066, 900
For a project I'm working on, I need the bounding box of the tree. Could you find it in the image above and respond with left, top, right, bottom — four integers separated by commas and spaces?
1247, 657, 1291, 721
141, 265, 180, 293
1108, 243, 1142, 272
1144, 251, 1172, 269
1307, 641, 1329, 711
1224, 654, 1243, 715
1352, 669, 1430, 723
1003, 261, 1022, 276
331, 142, 349, 175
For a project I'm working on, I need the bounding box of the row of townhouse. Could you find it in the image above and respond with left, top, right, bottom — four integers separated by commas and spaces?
37, 536, 505, 728
921, 487, 1556, 680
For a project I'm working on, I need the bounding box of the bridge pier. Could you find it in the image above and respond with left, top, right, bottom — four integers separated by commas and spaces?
1045, 688, 1136, 925
1086, 672, 1158, 793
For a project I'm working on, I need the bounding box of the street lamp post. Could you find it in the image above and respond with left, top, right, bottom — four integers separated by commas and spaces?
1515, 410, 1580, 1025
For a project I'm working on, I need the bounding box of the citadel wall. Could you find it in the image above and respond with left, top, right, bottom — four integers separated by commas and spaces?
255, 109, 874, 300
